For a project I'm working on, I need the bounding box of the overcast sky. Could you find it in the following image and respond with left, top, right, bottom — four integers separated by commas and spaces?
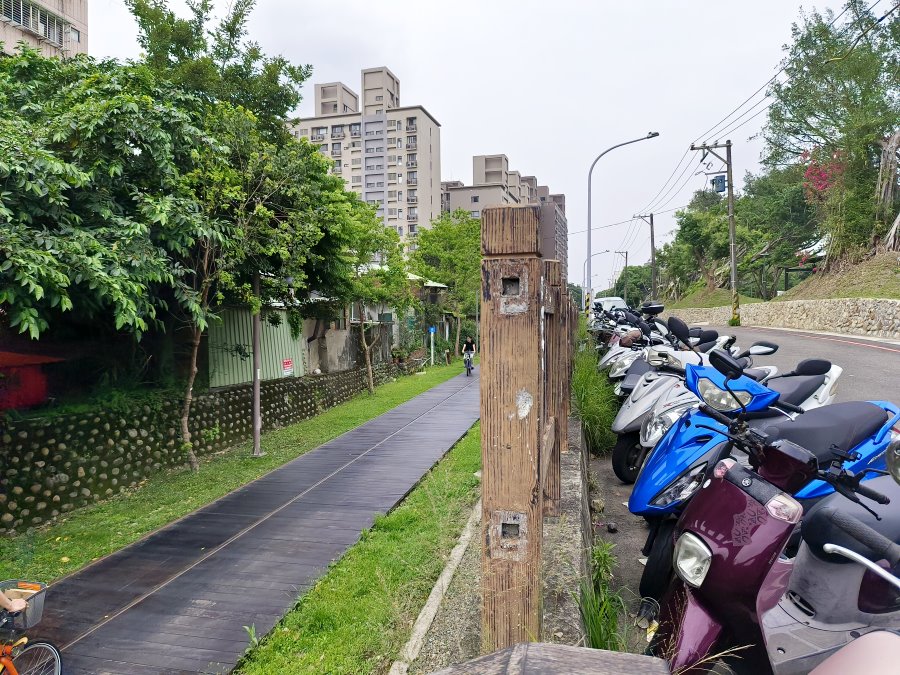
90, 0, 845, 294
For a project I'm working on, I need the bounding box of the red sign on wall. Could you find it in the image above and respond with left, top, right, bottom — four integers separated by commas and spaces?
282, 358, 294, 377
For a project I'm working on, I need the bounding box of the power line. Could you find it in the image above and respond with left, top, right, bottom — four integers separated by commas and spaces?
568, 205, 687, 236
635, 0, 879, 221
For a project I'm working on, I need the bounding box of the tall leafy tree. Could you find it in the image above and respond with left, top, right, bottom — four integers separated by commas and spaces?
411, 210, 481, 356
0, 48, 211, 341
125, 0, 311, 140
764, 1, 900, 260
345, 207, 412, 393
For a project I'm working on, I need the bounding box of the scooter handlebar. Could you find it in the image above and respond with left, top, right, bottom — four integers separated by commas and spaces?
854, 481, 891, 506
821, 506, 900, 566
698, 404, 733, 427
775, 400, 805, 414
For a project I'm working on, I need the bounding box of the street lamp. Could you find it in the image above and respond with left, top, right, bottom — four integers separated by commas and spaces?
586, 132, 659, 305
582, 250, 610, 309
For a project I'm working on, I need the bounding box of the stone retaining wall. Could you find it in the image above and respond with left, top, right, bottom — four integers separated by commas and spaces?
0, 358, 426, 532
668, 298, 900, 339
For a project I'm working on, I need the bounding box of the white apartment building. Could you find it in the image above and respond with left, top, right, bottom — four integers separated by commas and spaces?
1, 0, 88, 57
442, 154, 568, 278
293, 67, 441, 251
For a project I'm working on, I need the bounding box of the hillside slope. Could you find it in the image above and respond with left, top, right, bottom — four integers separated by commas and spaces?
775, 252, 900, 301
669, 287, 762, 309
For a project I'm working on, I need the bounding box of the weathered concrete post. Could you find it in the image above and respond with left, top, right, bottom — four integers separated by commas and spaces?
480, 205, 545, 650
542, 259, 563, 517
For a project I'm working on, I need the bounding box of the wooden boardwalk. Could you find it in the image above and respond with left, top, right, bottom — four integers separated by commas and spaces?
40, 372, 480, 674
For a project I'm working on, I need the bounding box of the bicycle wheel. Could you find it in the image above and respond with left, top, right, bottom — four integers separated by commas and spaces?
12, 641, 61, 675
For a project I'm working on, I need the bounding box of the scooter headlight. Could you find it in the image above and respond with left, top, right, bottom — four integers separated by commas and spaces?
609, 352, 640, 378
651, 462, 708, 506
697, 377, 752, 412
641, 401, 697, 446
674, 532, 712, 588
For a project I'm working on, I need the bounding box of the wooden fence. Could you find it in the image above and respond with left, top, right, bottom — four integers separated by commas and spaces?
479, 204, 576, 650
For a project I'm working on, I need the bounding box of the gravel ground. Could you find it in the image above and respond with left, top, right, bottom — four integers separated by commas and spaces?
408, 519, 483, 674
588, 452, 652, 653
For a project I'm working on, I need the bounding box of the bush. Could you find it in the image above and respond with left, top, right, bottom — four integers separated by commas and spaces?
579, 541, 626, 651
571, 341, 618, 455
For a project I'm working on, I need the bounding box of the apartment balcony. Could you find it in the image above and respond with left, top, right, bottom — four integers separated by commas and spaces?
366, 164, 384, 171
406, 125, 417, 132
406, 178, 418, 186
407, 230, 418, 238
331, 131, 345, 139
311, 134, 325, 142
407, 214, 418, 221
406, 160, 417, 169
406, 142, 417, 150
350, 129, 361, 137
407, 196, 417, 204
365, 130, 383, 136
332, 150, 342, 157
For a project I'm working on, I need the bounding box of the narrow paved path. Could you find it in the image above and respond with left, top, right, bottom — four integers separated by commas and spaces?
42, 371, 480, 674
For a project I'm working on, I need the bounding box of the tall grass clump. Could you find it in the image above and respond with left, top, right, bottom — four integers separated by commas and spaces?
579, 541, 626, 651
571, 318, 618, 455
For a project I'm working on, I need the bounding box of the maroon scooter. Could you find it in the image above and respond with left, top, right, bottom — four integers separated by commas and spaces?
649, 351, 898, 674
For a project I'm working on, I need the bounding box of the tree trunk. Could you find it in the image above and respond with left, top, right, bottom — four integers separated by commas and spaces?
251, 272, 263, 457
454, 313, 462, 357
180, 325, 202, 472
876, 130, 900, 222
358, 302, 375, 394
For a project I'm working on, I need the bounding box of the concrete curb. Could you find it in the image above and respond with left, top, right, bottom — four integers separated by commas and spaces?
389, 499, 483, 675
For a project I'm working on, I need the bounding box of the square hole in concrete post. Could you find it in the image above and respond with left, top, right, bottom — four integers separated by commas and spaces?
501, 277, 521, 296
501, 522, 520, 538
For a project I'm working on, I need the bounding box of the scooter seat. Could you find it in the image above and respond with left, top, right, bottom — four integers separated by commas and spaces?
802, 475, 900, 563
766, 374, 828, 406
761, 402, 889, 466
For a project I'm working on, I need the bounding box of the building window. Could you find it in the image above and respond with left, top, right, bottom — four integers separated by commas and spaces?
375, 108, 383, 114
471, 210, 481, 218
352, 175, 362, 184
471, 196, 479, 203
397, 226, 404, 236
2, 1, 67, 45
297, 128, 308, 136
331, 143, 341, 154
352, 158, 362, 166
70, 27, 80, 43
350, 123, 361, 137
351, 141, 361, 148
375, 95, 383, 101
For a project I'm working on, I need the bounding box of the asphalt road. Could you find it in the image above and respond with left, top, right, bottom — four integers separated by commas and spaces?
710, 326, 900, 403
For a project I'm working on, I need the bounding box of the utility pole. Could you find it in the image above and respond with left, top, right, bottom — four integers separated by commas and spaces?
633, 213, 657, 299
690, 140, 738, 324
615, 250, 628, 306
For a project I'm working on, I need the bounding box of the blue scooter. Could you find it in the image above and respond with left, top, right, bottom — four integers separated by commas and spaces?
630, 319, 900, 605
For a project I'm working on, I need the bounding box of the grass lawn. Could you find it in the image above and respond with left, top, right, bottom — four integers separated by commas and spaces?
236, 423, 482, 675
669, 287, 763, 309
0, 363, 464, 583
774, 252, 900, 301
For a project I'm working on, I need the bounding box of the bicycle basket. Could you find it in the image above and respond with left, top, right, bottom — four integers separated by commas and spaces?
0, 580, 46, 633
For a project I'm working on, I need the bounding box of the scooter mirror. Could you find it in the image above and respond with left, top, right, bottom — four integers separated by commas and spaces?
709, 348, 745, 380
667, 316, 691, 345
887, 439, 900, 485
794, 358, 832, 376
748, 341, 779, 356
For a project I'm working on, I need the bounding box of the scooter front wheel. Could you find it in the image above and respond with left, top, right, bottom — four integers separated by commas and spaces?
639, 519, 676, 601
611, 432, 645, 484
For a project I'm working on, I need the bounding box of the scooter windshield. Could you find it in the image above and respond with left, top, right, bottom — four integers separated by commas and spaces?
685, 364, 779, 413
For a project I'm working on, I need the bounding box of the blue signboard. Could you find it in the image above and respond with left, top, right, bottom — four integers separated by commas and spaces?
711, 175, 727, 193
428, 326, 436, 334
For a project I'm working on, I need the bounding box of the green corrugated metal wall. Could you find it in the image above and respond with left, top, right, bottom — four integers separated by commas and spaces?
207, 308, 306, 389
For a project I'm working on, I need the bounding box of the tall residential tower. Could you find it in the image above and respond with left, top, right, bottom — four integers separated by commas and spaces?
1, 0, 88, 57
293, 67, 441, 251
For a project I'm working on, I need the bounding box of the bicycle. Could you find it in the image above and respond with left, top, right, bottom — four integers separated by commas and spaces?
0, 581, 60, 675
463, 351, 474, 376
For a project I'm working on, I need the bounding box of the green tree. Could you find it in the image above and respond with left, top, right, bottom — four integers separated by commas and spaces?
345, 207, 412, 393
764, 1, 900, 260
735, 165, 817, 299
611, 265, 652, 305
0, 49, 211, 341
125, 0, 311, 140
411, 210, 481, 356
